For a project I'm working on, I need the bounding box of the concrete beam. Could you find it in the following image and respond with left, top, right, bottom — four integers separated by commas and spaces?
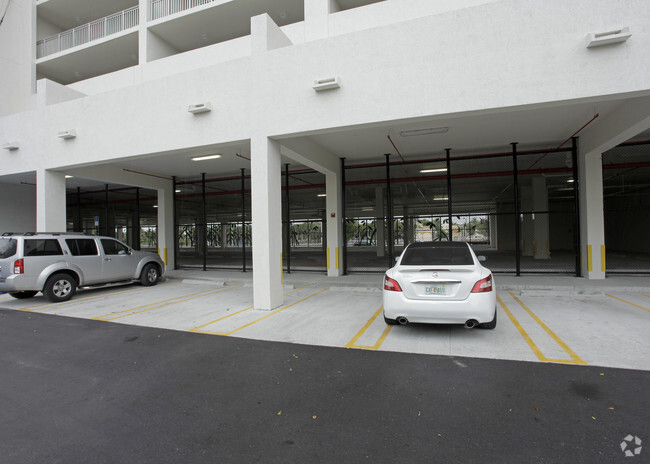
251, 13, 292, 55
279, 137, 339, 175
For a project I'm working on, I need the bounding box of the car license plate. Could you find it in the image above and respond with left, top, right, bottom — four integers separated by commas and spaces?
425, 285, 446, 295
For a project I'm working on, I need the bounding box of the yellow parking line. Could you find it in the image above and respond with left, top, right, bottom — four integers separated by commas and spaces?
606, 294, 650, 313
18, 282, 181, 312
642, 293, 650, 298
94, 285, 243, 321
345, 306, 393, 350
498, 293, 586, 365
189, 286, 308, 333
194, 287, 328, 336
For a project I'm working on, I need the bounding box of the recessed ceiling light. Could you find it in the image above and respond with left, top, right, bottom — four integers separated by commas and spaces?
191, 154, 222, 161
400, 127, 449, 137
419, 168, 447, 173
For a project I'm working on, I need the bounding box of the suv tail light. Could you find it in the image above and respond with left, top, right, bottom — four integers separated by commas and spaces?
14, 259, 24, 274
383, 275, 403, 292
471, 274, 493, 293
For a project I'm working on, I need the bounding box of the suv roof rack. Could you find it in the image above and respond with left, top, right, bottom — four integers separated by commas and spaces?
23, 232, 91, 236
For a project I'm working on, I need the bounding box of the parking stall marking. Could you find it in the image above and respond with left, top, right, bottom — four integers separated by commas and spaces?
606, 294, 650, 313
498, 292, 587, 365
191, 287, 329, 336
189, 286, 308, 334
93, 284, 244, 322
17, 282, 181, 312
345, 306, 392, 350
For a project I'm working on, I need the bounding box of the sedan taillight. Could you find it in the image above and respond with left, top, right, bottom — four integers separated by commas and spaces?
471, 274, 493, 293
383, 275, 403, 292
14, 258, 24, 274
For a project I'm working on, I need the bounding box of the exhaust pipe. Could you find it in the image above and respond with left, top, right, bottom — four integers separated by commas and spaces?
396, 316, 408, 325
464, 319, 478, 329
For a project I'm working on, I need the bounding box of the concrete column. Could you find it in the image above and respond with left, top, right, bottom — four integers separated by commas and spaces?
305, 0, 341, 42
157, 184, 175, 269
251, 135, 283, 310
532, 176, 550, 259
579, 151, 606, 279
36, 169, 67, 232
375, 187, 385, 257
325, 168, 343, 277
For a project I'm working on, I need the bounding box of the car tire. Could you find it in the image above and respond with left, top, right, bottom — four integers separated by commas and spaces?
384, 315, 398, 325
43, 273, 77, 302
480, 308, 497, 329
9, 291, 38, 299
140, 263, 160, 286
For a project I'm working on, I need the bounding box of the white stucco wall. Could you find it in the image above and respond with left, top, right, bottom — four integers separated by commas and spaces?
0, 0, 648, 177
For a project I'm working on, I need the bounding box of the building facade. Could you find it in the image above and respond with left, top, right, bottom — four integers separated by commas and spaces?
1, 0, 649, 309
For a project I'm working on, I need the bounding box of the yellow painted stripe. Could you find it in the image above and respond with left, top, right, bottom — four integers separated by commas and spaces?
587, 245, 593, 272
508, 292, 587, 365
205, 287, 329, 336
497, 294, 546, 362
642, 293, 650, 298
164, 248, 168, 266
600, 244, 606, 272
606, 294, 650, 313
345, 306, 393, 350
189, 286, 307, 332
94, 285, 243, 321
18, 281, 182, 312
335, 247, 339, 270
326, 247, 330, 269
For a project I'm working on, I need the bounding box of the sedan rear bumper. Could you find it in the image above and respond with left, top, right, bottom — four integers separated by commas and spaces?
383, 290, 496, 324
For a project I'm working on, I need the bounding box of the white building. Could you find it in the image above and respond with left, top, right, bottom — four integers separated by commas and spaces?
1, 0, 649, 309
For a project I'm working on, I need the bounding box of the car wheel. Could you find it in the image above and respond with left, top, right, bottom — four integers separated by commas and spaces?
43, 273, 77, 302
140, 263, 159, 286
480, 308, 497, 329
9, 291, 38, 299
384, 315, 398, 325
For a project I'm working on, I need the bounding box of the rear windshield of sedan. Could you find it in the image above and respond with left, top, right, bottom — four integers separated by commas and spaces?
0, 238, 17, 259
400, 244, 474, 266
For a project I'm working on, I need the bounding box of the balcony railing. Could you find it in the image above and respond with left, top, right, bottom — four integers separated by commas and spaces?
150, 0, 215, 21
36, 6, 139, 59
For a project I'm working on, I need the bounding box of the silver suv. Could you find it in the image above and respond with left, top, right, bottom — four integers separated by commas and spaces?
0, 232, 165, 302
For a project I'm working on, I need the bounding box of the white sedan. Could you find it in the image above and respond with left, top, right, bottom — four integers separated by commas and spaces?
383, 241, 496, 329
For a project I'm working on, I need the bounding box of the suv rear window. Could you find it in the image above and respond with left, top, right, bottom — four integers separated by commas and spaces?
401, 244, 474, 266
24, 239, 63, 257
0, 238, 17, 259
66, 239, 99, 256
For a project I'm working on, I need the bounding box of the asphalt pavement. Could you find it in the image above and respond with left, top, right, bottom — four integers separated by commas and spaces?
1, 308, 647, 464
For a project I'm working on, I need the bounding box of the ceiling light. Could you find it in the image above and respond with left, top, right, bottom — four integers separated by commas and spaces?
317, 194, 326, 197
567, 179, 575, 183
153, 205, 159, 208
400, 127, 449, 137
433, 195, 448, 201
420, 168, 447, 173
175, 189, 182, 193
191, 154, 222, 161
65, 175, 74, 179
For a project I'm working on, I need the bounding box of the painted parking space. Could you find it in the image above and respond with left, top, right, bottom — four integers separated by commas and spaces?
0, 282, 648, 370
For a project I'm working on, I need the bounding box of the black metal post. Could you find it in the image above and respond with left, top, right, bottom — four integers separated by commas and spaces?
202, 173, 207, 271
284, 164, 291, 274
135, 187, 141, 250
173, 176, 178, 270
105, 184, 109, 236
76, 187, 82, 232
385, 153, 393, 267
512, 143, 521, 276
241, 168, 246, 272
341, 158, 347, 275
445, 148, 452, 241
572, 137, 581, 277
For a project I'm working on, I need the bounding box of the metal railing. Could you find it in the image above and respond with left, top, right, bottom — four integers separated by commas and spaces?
36, 6, 139, 59
150, 0, 215, 21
